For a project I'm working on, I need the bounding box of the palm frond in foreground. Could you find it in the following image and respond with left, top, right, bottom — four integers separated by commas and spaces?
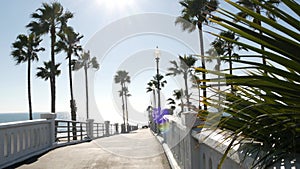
202, 0, 300, 168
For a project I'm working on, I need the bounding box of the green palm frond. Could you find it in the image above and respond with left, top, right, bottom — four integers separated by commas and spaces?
114, 70, 130, 84
119, 86, 131, 97
173, 89, 183, 100
176, 0, 219, 29
91, 57, 100, 70
11, 33, 44, 64
167, 98, 176, 105
167, 55, 197, 76
146, 80, 155, 93
36, 61, 61, 80
114, 70, 131, 99
177, 0, 220, 111
27, 2, 73, 35
74, 50, 99, 71
203, 0, 300, 168
56, 26, 83, 58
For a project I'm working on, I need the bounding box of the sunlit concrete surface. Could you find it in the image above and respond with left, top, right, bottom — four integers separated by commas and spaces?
16, 129, 170, 169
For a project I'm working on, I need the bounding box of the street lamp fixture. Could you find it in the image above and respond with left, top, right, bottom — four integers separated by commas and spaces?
155, 46, 160, 59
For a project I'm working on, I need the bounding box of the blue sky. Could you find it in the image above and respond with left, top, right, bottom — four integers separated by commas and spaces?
0, 0, 236, 123
0, 0, 178, 111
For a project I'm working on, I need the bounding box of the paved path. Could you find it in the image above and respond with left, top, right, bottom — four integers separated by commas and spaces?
16, 129, 170, 169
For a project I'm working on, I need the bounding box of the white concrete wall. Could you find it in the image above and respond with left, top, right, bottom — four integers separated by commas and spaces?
163, 111, 300, 169
0, 119, 53, 168
192, 129, 250, 169
0, 114, 120, 168
164, 112, 197, 169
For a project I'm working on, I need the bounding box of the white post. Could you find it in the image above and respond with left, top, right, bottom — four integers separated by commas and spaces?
104, 121, 110, 136
181, 111, 198, 128
40, 113, 57, 145
86, 119, 94, 139
181, 111, 198, 169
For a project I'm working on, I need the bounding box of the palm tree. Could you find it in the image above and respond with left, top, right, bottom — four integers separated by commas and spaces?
236, 0, 280, 70
146, 105, 154, 130
11, 33, 44, 120
118, 88, 126, 132
191, 72, 202, 110
27, 2, 73, 113
56, 26, 83, 140
207, 0, 299, 167
167, 55, 197, 111
146, 80, 157, 109
122, 86, 131, 130
146, 79, 158, 132
207, 31, 243, 92
173, 89, 184, 115
147, 75, 167, 107
56, 26, 83, 122
74, 50, 99, 120
114, 70, 131, 132
166, 98, 176, 115
146, 75, 167, 133
176, 0, 219, 110
37, 61, 61, 87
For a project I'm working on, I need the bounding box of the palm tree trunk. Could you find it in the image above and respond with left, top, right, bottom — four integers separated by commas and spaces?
84, 66, 89, 119
260, 30, 266, 72
198, 23, 207, 110
261, 43, 266, 66
69, 55, 75, 116
121, 87, 126, 133
256, 6, 267, 74
153, 90, 157, 108
50, 26, 56, 113
124, 84, 129, 132
27, 59, 33, 120
69, 53, 76, 120
228, 49, 234, 92
184, 73, 190, 111
217, 58, 222, 114
180, 98, 184, 116
197, 81, 201, 110
69, 52, 77, 140
152, 89, 157, 131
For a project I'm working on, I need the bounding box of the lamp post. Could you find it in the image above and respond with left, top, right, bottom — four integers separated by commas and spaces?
150, 85, 156, 132
155, 46, 161, 110
155, 46, 161, 134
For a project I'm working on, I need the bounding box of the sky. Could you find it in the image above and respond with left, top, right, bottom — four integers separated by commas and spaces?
0, 0, 236, 124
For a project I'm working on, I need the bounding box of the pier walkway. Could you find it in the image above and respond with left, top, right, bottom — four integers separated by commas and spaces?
15, 129, 170, 169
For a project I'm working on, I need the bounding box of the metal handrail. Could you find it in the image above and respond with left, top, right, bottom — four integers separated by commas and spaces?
55, 120, 87, 143
93, 123, 105, 138
55, 120, 121, 142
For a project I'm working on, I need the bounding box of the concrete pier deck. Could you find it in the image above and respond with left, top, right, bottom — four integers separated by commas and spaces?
15, 129, 170, 169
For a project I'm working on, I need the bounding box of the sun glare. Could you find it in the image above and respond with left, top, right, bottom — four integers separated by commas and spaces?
95, 0, 135, 11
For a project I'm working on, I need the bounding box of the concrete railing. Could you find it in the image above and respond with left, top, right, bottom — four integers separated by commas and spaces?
162, 111, 300, 169
0, 113, 119, 168
163, 112, 199, 169
0, 114, 55, 168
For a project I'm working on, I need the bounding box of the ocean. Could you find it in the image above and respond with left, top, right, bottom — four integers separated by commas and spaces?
0, 112, 71, 123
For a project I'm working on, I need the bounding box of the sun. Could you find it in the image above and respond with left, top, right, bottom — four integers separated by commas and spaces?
95, 0, 135, 11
